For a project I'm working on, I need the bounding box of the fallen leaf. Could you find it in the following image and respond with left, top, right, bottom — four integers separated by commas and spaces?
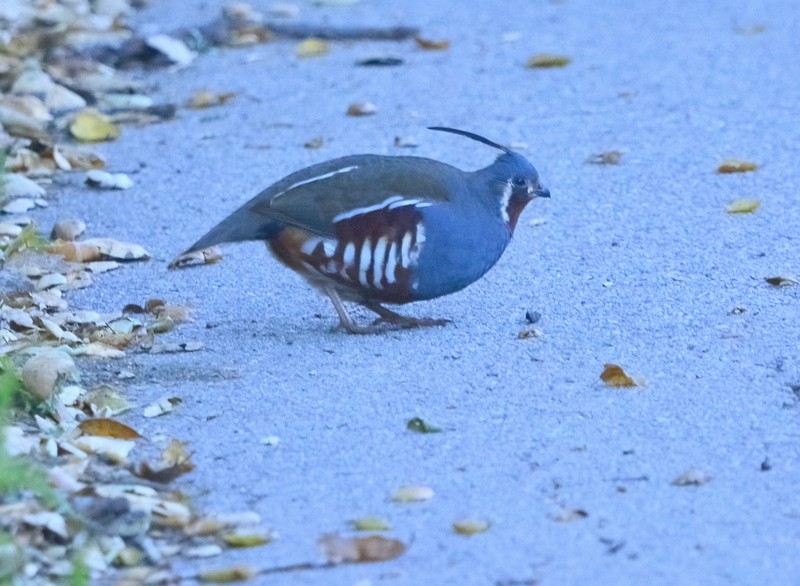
725, 198, 761, 214
304, 137, 324, 149
406, 417, 442, 433
21, 349, 75, 400
551, 508, 589, 523
72, 436, 137, 463
765, 276, 797, 287
168, 246, 223, 269
452, 518, 491, 535
162, 439, 191, 466
51, 218, 86, 241
350, 517, 391, 531
186, 544, 223, 558
391, 485, 434, 503
356, 57, 404, 67
146, 34, 196, 67
132, 461, 195, 483
600, 364, 639, 388
199, 566, 257, 583
78, 418, 143, 440
144, 397, 182, 417
346, 102, 378, 116
85, 170, 134, 190
587, 150, 622, 165
23, 512, 69, 539
318, 534, 406, 564
222, 532, 274, 547
186, 90, 237, 109
517, 328, 542, 340
53, 238, 150, 262
394, 135, 418, 148
296, 38, 330, 58
414, 35, 451, 50
70, 110, 121, 143
672, 469, 712, 486
717, 160, 758, 173
527, 53, 571, 68
1, 174, 46, 198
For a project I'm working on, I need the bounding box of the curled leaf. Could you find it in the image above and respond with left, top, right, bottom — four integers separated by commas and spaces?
222, 532, 274, 547
527, 53, 571, 68
765, 276, 797, 287
726, 198, 760, 214
296, 38, 330, 58
78, 418, 143, 440
187, 90, 237, 109
453, 518, 491, 535
406, 417, 442, 433
414, 35, 451, 50
70, 110, 121, 143
318, 534, 406, 564
132, 461, 195, 483
350, 517, 391, 532
199, 566, 257, 583
346, 102, 378, 116
672, 469, 712, 486
717, 160, 758, 174
600, 364, 638, 388
391, 485, 433, 503
587, 150, 622, 165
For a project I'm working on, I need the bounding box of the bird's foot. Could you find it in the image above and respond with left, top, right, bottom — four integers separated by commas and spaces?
371, 315, 451, 329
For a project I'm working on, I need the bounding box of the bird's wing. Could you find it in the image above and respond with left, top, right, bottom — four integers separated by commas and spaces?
249, 155, 455, 236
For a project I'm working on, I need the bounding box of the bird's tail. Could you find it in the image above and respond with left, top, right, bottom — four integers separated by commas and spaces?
183, 208, 283, 254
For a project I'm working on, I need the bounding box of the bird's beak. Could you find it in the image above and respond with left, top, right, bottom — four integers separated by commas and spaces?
536, 186, 551, 199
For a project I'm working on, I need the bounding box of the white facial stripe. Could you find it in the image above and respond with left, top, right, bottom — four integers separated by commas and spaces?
385, 240, 398, 284
372, 237, 388, 289
358, 238, 372, 286
278, 165, 359, 198
500, 180, 513, 223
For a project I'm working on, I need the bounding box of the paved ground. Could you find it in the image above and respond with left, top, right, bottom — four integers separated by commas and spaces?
37, 0, 800, 584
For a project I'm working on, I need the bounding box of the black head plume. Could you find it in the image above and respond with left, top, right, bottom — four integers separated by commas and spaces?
427, 126, 513, 154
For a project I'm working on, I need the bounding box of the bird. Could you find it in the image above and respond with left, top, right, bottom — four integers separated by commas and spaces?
179, 127, 550, 334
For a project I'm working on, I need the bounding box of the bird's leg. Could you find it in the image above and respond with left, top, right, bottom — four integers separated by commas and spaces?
323, 286, 383, 335
364, 301, 451, 329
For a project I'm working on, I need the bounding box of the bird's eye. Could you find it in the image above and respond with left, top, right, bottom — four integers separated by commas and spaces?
512, 176, 527, 188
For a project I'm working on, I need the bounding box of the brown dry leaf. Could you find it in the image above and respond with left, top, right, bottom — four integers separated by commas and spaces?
318, 534, 406, 564
305, 137, 324, 149
414, 35, 451, 50
717, 159, 758, 174
199, 566, 257, 583
391, 485, 434, 503
765, 276, 797, 287
672, 469, 712, 486
53, 238, 150, 262
162, 439, 191, 466
587, 150, 622, 165
726, 198, 761, 214
168, 246, 223, 269
600, 363, 639, 388
296, 38, 330, 58
346, 102, 378, 116
21, 349, 76, 400
132, 461, 195, 483
452, 518, 491, 535
144, 396, 182, 417
78, 418, 143, 440
187, 90, 237, 109
55, 145, 106, 170
70, 109, 122, 143
527, 53, 571, 68
222, 532, 274, 548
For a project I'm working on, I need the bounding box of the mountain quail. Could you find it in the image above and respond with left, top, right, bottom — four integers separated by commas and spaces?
181, 127, 550, 334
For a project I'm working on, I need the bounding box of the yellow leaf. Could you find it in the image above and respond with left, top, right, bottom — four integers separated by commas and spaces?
296, 38, 329, 58
527, 53, 571, 68
222, 532, 274, 547
717, 159, 758, 173
78, 418, 142, 440
351, 517, 391, 531
726, 198, 761, 213
600, 363, 638, 388
391, 485, 434, 503
69, 110, 121, 143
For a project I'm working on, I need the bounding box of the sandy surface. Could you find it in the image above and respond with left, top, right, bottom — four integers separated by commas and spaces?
36, 0, 800, 584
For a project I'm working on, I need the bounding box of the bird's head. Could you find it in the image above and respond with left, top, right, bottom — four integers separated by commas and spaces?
428, 127, 549, 232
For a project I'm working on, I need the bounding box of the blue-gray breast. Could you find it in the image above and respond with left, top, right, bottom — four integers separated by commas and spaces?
180, 127, 550, 334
